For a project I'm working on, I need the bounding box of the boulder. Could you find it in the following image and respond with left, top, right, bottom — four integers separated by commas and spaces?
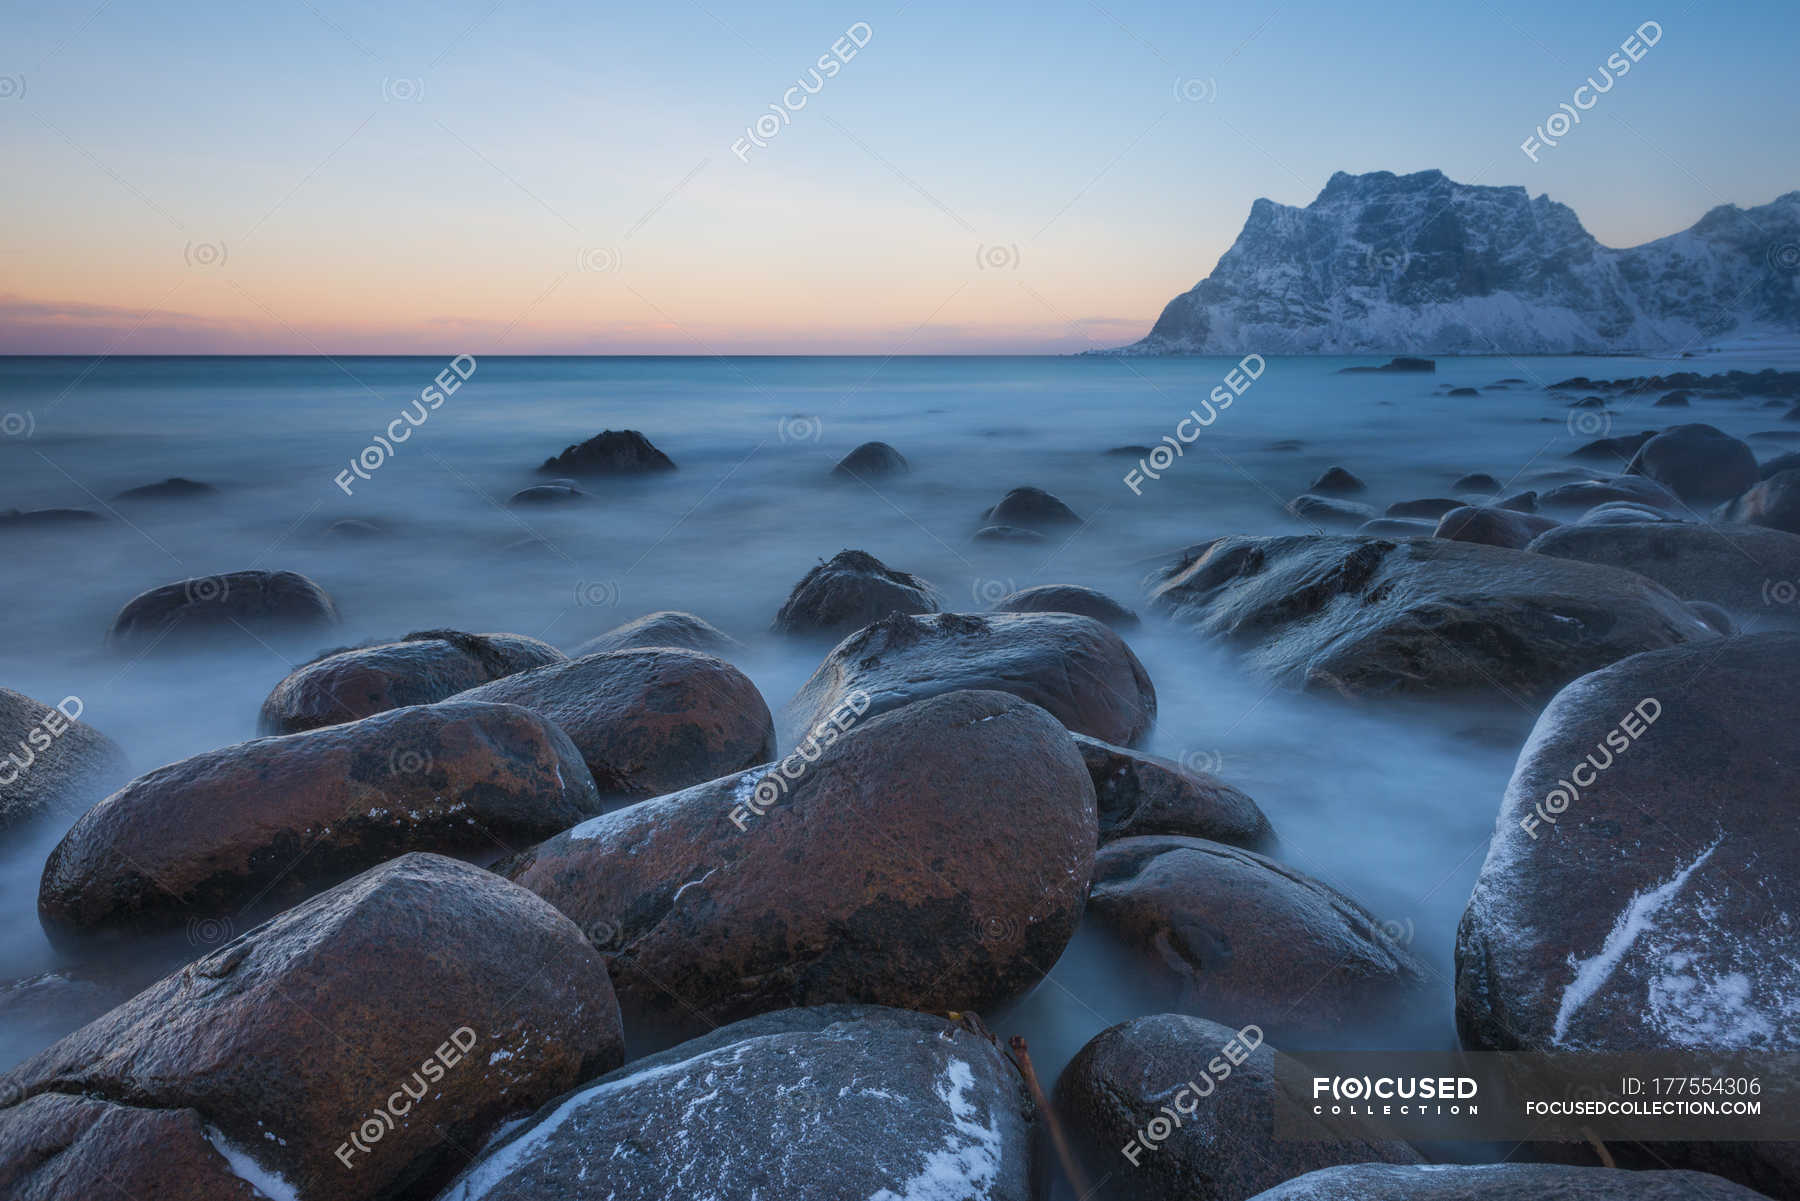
1147, 535, 1712, 702
1309, 466, 1366, 494
112, 477, 216, 501
1453, 472, 1502, 492
40, 700, 604, 939
831, 440, 909, 478
782, 611, 1156, 747
1338, 357, 1433, 373
1539, 476, 1683, 512
570, 610, 741, 658
1286, 494, 1377, 526
3, 854, 623, 1201
107, 570, 338, 651
0, 690, 128, 831
437, 1007, 1035, 1201
1355, 518, 1433, 536
0, 1093, 268, 1200
1244, 1164, 1765, 1200
991, 583, 1140, 630
1090, 837, 1427, 1036
1073, 734, 1273, 850
972, 525, 1046, 543
771, 549, 940, 637
451, 648, 774, 799
981, 486, 1082, 530
1497, 490, 1537, 512
1446, 386, 1479, 397
1568, 430, 1657, 462
1759, 451, 1800, 479
538, 429, 676, 475
1713, 468, 1800, 534
1055, 1014, 1417, 1201
1656, 390, 1693, 408
507, 483, 587, 506
1577, 501, 1680, 525
0, 509, 102, 530
1432, 505, 1558, 550
1625, 423, 1760, 502
1528, 521, 1800, 613
259, 629, 566, 734
503, 690, 1096, 1033
1385, 497, 1470, 520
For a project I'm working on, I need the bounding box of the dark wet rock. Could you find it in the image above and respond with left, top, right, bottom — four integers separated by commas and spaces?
1073, 734, 1273, 850
1056, 1014, 1418, 1201
1760, 451, 1800, 479
1433, 505, 1559, 550
1147, 535, 1712, 702
1576, 501, 1681, 525
259, 629, 566, 734
1355, 517, 1433, 536
1453, 472, 1502, 492
112, 477, 216, 501
1106, 444, 1155, 456
1538, 475, 1684, 512
982, 485, 1082, 530
107, 569, 338, 652
772, 549, 940, 637
783, 610, 1156, 747
40, 700, 604, 939
973, 524, 1047, 543
323, 517, 385, 539
507, 483, 588, 506
538, 429, 676, 476
437, 1006, 1035, 1201
571, 610, 741, 658
1528, 521, 1800, 613
0, 509, 103, 530
1787, 405, 1800, 422
1568, 430, 1656, 462
452, 648, 774, 799
0, 1093, 267, 1200
1688, 600, 1735, 635
1384, 497, 1463, 520
1655, 390, 1693, 408
1714, 469, 1800, 535
1625, 423, 1760, 502
1569, 395, 1607, 409
1446, 386, 1479, 397
1338, 357, 1434, 374
1493, 377, 1527, 385
504, 690, 1097, 1033
0, 690, 128, 832
1497, 489, 1538, 512
1309, 466, 1366, 494
1286, 494, 1377, 526
4, 854, 623, 1201
831, 440, 909, 479
1091, 837, 1427, 1035
991, 583, 1139, 630
1245, 1163, 1765, 1200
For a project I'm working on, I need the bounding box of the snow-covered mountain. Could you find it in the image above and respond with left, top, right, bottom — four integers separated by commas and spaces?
1113, 170, 1800, 355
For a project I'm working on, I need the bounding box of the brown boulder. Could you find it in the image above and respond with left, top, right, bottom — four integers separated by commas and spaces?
39, 700, 603, 939
1073, 734, 1274, 850
0, 1093, 266, 1201
4, 854, 622, 1201
771, 549, 940, 637
450, 648, 774, 798
537, 429, 675, 475
504, 689, 1097, 1036
782, 611, 1156, 747
991, 583, 1140, 629
107, 569, 338, 652
1147, 535, 1713, 703
1528, 520, 1800, 614
1090, 836, 1428, 1037
0, 690, 128, 831
569, 610, 741, 658
258, 629, 566, 734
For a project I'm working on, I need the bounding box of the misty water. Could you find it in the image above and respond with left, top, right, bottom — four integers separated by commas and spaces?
3, 350, 1796, 1086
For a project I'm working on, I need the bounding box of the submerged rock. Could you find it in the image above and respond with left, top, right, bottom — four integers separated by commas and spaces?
831, 440, 909, 478
1338, 357, 1434, 374
4, 854, 622, 1201
1538, 475, 1683, 512
0, 508, 103, 530
0, 690, 128, 832
972, 524, 1047, 543
1147, 535, 1712, 702
112, 477, 216, 501
782, 610, 1156, 747
1432, 505, 1558, 550
1090, 836, 1427, 1036
1246, 1164, 1764, 1200
1568, 430, 1656, 462
1309, 466, 1366, 494
570, 610, 741, 658
437, 1007, 1035, 1201
507, 483, 588, 506
259, 629, 565, 734
1385, 497, 1465, 520
991, 583, 1139, 630
451, 648, 774, 799
1453, 472, 1502, 492
40, 700, 604, 939
981, 485, 1082, 529
1073, 734, 1273, 849
1625, 423, 1760, 502
1286, 494, 1377, 526
1528, 520, 1800, 613
107, 569, 338, 652
503, 690, 1096, 1033
771, 549, 940, 637
538, 429, 676, 475
1056, 1014, 1418, 1201
1713, 468, 1800, 534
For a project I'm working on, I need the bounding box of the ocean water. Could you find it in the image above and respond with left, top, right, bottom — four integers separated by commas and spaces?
1, 350, 1795, 1084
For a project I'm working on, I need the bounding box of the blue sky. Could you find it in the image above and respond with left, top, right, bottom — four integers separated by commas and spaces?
2, 0, 1794, 351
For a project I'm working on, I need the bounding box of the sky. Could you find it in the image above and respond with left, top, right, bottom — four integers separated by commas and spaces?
1, 0, 1796, 354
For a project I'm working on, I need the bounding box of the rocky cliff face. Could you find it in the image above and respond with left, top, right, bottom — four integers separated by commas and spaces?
1116, 170, 1800, 354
